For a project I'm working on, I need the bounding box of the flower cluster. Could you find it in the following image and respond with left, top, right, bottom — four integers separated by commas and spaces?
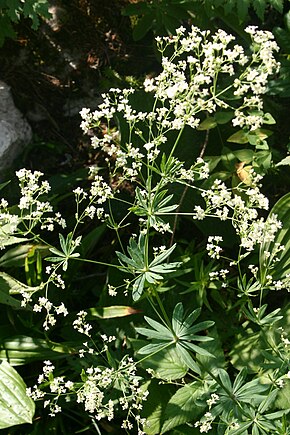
196, 179, 282, 252
0, 169, 66, 249
33, 296, 68, 330
27, 356, 148, 434
16, 169, 66, 231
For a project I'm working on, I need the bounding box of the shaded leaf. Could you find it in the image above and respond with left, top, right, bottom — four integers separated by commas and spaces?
161, 382, 207, 433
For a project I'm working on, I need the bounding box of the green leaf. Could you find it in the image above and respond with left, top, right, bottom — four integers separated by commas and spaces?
215, 111, 234, 124
197, 327, 225, 374
275, 380, 290, 410
141, 380, 173, 435
0, 335, 72, 366
197, 117, 217, 130
149, 244, 176, 267
227, 130, 249, 144
270, 0, 283, 13
143, 316, 174, 339
259, 192, 290, 283
176, 343, 201, 374
138, 341, 172, 355
276, 156, 290, 167
161, 382, 207, 433
133, 274, 146, 301
237, 0, 250, 21
135, 341, 188, 381
133, 13, 155, 41
0, 272, 39, 309
263, 112, 276, 125
253, 0, 267, 20
0, 360, 35, 429
122, 2, 151, 16
0, 15, 17, 46
0, 244, 48, 268
233, 149, 254, 163
87, 305, 140, 319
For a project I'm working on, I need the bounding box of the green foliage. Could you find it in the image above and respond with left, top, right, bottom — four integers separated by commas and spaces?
204, 0, 284, 21
0, 16, 290, 435
0, 0, 51, 46
116, 235, 181, 300
136, 302, 215, 374
122, 0, 286, 41
0, 360, 35, 429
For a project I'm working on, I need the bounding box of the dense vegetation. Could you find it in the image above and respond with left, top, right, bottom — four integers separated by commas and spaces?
0, 1, 290, 434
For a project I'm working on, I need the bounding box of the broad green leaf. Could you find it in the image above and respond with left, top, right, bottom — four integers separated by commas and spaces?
230, 330, 263, 373
0, 271, 43, 296
237, 0, 250, 21
0, 244, 48, 268
142, 380, 173, 435
0, 335, 72, 366
197, 327, 225, 375
197, 117, 217, 130
215, 111, 234, 124
263, 112, 276, 124
0, 360, 35, 429
133, 13, 155, 41
227, 130, 249, 144
275, 380, 290, 410
259, 192, 290, 283
135, 341, 188, 381
233, 149, 254, 163
253, 0, 267, 20
0, 272, 41, 309
161, 382, 207, 433
87, 305, 140, 319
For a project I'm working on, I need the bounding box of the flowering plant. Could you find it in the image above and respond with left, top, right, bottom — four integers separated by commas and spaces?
0, 25, 289, 434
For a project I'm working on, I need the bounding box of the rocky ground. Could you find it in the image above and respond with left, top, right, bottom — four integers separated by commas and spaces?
0, 0, 155, 175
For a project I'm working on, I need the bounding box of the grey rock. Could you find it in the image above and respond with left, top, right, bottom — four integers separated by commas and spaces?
0, 81, 32, 171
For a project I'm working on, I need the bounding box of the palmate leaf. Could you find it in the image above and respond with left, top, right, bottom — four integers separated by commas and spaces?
117, 236, 180, 300
141, 316, 174, 339
137, 303, 214, 374
149, 244, 177, 267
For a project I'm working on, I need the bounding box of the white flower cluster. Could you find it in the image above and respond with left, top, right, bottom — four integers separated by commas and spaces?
73, 310, 92, 336
16, 169, 66, 231
0, 169, 65, 246
195, 411, 214, 433
196, 179, 282, 252
33, 296, 68, 330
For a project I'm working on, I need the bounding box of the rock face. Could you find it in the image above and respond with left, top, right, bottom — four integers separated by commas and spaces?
0, 81, 32, 172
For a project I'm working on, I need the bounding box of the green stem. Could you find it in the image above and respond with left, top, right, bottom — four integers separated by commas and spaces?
154, 291, 172, 331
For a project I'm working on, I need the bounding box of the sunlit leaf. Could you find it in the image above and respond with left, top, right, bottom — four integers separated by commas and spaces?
0, 360, 35, 429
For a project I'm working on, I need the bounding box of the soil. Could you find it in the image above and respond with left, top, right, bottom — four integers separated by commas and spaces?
0, 0, 155, 175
